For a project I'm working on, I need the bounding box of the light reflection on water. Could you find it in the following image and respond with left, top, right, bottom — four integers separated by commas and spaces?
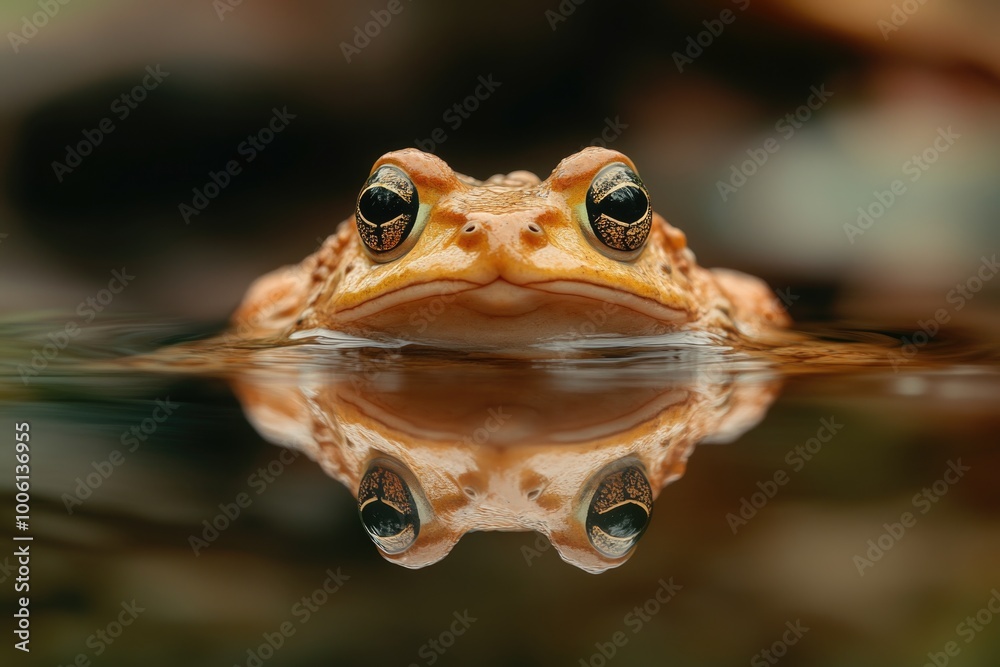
1, 317, 998, 666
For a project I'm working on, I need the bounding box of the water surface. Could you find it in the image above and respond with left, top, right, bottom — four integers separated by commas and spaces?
1, 317, 998, 666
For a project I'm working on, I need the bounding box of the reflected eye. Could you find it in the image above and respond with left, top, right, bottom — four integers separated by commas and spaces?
358, 463, 419, 553
584, 164, 652, 255
356, 165, 419, 257
585, 465, 652, 558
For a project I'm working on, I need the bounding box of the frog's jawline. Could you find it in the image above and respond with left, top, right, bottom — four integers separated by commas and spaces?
332, 278, 688, 326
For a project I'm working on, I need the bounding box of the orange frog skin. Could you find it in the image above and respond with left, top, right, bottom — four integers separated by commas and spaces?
229, 355, 781, 573
232, 147, 788, 347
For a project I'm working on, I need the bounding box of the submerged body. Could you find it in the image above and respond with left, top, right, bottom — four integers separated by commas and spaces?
232, 148, 788, 347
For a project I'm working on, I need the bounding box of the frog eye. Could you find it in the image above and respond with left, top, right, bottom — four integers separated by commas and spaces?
585, 464, 653, 558
584, 163, 652, 256
356, 165, 420, 259
358, 462, 419, 554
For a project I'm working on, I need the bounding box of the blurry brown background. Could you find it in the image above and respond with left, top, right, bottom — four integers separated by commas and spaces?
2, 0, 998, 324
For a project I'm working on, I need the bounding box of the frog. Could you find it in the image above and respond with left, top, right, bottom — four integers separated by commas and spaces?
230, 147, 789, 347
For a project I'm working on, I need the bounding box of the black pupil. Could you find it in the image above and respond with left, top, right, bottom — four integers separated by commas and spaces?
594, 503, 648, 538
359, 186, 409, 225
596, 185, 648, 223
361, 501, 407, 537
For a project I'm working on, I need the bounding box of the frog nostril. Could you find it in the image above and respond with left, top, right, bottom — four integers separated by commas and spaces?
462, 222, 479, 234
521, 221, 547, 247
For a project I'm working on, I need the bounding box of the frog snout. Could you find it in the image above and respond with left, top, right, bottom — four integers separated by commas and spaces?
456, 213, 550, 252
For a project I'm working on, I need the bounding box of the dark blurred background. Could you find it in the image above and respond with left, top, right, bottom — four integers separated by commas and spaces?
2, 0, 998, 324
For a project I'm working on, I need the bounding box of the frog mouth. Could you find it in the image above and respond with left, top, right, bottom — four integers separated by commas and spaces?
333, 278, 687, 325
525, 280, 687, 323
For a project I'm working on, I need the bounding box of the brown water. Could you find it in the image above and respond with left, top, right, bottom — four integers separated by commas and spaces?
1, 316, 999, 666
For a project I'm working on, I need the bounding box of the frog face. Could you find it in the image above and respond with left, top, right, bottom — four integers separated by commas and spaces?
303, 148, 705, 345
230, 148, 789, 347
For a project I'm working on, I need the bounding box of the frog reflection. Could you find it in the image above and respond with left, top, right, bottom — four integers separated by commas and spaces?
229, 355, 778, 573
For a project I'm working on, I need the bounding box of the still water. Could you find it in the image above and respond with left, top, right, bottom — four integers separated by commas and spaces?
1, 317, 998, 666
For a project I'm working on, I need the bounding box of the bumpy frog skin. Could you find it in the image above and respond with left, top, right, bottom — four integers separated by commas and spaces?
229, 355, 780, 573
231, 148, 788, 346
